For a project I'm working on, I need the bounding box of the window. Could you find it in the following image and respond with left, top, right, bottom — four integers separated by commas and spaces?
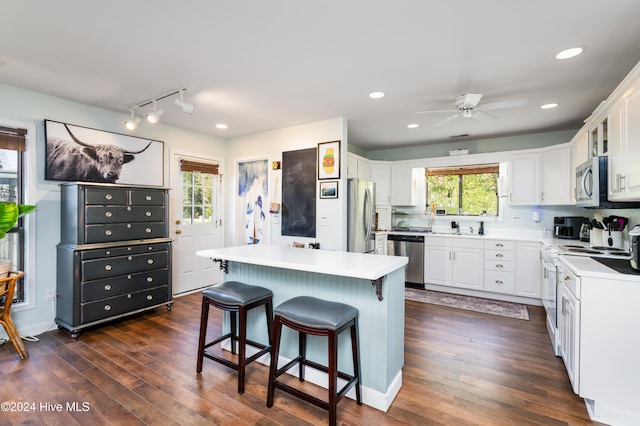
180, 159, 218, 225
425, 164, 499, 216
0, 125, 27, 302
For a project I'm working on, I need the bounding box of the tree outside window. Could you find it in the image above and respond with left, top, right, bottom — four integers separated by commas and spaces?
426, 165, 498, 216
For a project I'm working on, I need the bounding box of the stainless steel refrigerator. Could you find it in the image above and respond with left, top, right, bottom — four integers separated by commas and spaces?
347, 178, 376, 253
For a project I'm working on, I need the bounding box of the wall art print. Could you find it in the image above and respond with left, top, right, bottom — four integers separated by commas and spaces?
317, 140, 340, 180
44, 120, 164, 186
237, 159, 268, 245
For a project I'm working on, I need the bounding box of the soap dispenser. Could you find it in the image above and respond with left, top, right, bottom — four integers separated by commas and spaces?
478, 221, 484, 235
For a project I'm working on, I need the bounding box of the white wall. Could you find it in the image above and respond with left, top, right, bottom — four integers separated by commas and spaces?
225, 117, 348, 251
0, 83, 226, 338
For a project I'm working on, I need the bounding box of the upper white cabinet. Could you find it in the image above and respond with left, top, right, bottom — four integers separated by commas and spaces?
370, 162, 391, 205
608, 84, 640, 200
391, 164, 420, 206
346, 153, 371, 181
508, 145, 571, 205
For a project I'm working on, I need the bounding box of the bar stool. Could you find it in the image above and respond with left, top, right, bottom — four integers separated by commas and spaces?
266, 296, 362, 426
196, 281, 273, 394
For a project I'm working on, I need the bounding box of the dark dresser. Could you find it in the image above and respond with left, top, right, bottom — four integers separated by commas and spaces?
56, 182, 172, 338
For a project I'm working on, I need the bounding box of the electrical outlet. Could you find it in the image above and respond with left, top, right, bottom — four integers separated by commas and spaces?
47, 289, 55, 300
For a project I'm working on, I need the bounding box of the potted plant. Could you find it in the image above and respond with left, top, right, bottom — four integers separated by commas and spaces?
0, 202, 35, 277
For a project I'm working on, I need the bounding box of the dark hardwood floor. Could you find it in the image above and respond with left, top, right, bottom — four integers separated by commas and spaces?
0, 292, 601, 425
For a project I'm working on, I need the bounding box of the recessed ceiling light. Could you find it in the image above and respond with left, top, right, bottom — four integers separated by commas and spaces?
216, 123, 228, 129
540, 103, 558, 109
369, 91, 385, 99
555, 47, 583, 60
407, 124, 419, 129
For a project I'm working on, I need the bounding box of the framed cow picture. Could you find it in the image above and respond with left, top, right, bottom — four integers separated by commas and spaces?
44, 120, 164, 186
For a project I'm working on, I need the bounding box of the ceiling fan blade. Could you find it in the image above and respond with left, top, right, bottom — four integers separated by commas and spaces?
481, 97, 528, 111
473, 110, 498, 121
417, 109, 458, 115
462, 93, 483, 108
434, 113, 461, 127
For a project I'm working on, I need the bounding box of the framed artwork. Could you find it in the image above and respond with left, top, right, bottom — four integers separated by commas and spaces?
319, 181, 338, 199
237, 159, 269, 245
317, 140, 340, 180
44, 120, 164, 186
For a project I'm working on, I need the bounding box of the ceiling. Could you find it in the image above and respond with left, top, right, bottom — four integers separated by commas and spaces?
2, 1, 640, 152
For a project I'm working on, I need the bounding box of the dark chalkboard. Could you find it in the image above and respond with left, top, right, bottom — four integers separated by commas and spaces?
282, 147, 316, 237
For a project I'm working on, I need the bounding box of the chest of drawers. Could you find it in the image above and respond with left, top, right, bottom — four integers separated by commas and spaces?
56, 183, 172, 339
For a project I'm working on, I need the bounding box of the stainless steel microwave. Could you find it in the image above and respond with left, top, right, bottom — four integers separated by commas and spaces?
575, 156, 640, 208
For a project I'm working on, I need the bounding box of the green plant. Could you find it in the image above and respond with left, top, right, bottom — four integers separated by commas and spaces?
0, 202, 36, 239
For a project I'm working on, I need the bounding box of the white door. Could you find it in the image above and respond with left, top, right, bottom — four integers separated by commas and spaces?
170, 152, 223, 295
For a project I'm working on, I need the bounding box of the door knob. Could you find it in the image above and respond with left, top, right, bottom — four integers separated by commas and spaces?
175, 219, 181, 225
175, 229, 182, 235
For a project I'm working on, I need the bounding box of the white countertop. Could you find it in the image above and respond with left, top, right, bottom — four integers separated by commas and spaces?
559, 255, 640, 283
196, 245, 408, 281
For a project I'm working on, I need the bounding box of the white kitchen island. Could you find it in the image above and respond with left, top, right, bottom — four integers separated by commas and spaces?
196, 244, 408, 412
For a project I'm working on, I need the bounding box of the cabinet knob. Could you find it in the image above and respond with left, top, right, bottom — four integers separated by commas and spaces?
175, 220, 181, 225
105, 211, 112, 218
105, 194, 113, 201
127, 224, 132, 229
105, 230, 112, 236
146, 277, 153, 282
495, 280, 503, 284
146, 195, 152, 201
147, 259, 154, 265
145, 228, 152, 233
128, 256, 132, 261
146, 211, 152, 217
104, 284, 112, 291
146, 295, 153, 301
104, 304, 112, 311
127, 206, 131, 211
175, 229, 182, 235
495, 253, 503, 257
496, 243, 504, 247
105, 265, 112, 271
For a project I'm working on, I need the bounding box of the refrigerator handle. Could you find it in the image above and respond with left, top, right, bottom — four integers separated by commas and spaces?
364, 187, 373, 242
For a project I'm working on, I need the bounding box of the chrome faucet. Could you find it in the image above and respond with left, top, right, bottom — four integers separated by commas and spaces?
469, 226, 474, 234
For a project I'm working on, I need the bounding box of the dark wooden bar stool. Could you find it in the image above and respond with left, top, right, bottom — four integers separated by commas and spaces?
196, 281, 273, 394
266, 295, 362, 426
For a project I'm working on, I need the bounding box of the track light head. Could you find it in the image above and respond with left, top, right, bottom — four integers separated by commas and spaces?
124, 110, 141, 131
146, 100, 164, 124
174, 98, 195, 114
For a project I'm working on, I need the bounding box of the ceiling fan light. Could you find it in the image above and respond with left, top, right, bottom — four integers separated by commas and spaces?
146, 108, 164, 124
462, 109, 473, 118
174, 98, 195, 114
369, 91, 384, 99
555, 47, 583, 60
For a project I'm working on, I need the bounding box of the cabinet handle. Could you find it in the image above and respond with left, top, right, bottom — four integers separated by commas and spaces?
541, 192, 545, 202
146, 195, 152, 201
620, 174, 626, 190
127, 206, 131, 211
495, 280, 503, 284
128, 256, 132, 260
105, 211, 112, 218
564, 276, 571, 281
104, 284, 112, 291
146, 211, 152, 217
495, 253, 504, 258
146, 277, 153, 282
496, 264, 503, 268
105, 194, 113, 201
146, 295, 153, 301
147, 259, 154, 265
105, 250, 111, 255
145, 227, 152, 233
104, 265, 112, 271
105, 230, 112, 236
104, 304, 112, 311
495, 243, 503, 247
127, 224, 132, 229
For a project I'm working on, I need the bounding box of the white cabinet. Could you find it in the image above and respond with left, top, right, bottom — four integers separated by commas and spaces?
557, 263, 580, 394
540, 146, 572, 205
425, 236, 483, 290
391, 164, 419, 206
374, 231, 387, 255
375, 205, 391, 231
347, 153, 371, 180
483, 240, 516, 294
371, 162, 391, 205
608, 84, 640, 200
515, 242, 541, 298
508, 152, 539, 205
508, 146, 571, 205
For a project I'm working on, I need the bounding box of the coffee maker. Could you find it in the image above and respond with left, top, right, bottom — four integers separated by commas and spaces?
553, 216, 589, 240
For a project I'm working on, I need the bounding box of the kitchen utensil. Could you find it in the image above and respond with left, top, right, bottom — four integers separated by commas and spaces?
594, 211, 606, 229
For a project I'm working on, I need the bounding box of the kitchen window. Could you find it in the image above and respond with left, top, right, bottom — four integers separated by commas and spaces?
0, 125, 27, 302
425, 164, 499, 216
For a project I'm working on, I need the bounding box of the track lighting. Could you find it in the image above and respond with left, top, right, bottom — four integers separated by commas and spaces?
124, 109, 141, 131
124, 87, 194, 130
146, 100, 164, 124
173, 89, 195, 114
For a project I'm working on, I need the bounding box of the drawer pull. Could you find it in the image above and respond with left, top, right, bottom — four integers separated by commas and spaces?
127, 294, 132, 299
105, 265, 112, 271
496, 264, 503, 268
105, 194, 113, 201
495, 243, 504, 247
147, 277, 153, 282
145, 227, 152, 233
146, 195, 152, 201
105, 230, 112, 236
127, 275, 132, 279
105, 211, 112, 218
104, 304, 112, 311
104, 284, 112, 291
127, 223, 132, 228
128, 256, 133, 261
127, 206, 131, 211
146, 295, 153, 301
105, 250, 111, 255
147, 259, 154, 265
495, 280, 503, 284
146, 211, 152, 217
495, 253, 503, 257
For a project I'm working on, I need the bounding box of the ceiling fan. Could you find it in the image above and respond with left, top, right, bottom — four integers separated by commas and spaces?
417, 93, 528, 126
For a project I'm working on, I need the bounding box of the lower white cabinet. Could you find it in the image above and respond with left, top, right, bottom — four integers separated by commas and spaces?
425, 236, 483, 290
374, 231, 387, 255
557, 263, 580, 394
483, 239, 516, 294
515, 242, 541, 298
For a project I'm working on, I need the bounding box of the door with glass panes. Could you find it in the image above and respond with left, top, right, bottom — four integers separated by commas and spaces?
170, 153, 222, 295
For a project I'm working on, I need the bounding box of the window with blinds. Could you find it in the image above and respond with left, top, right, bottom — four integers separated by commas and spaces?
0, 125, 27, 302
425, 164, 499, 216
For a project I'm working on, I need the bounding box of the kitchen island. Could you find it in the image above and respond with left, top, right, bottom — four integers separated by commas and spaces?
196, 244, 407, 412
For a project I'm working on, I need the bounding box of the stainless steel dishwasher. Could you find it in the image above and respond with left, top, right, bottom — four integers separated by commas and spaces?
388, 234, 424, 285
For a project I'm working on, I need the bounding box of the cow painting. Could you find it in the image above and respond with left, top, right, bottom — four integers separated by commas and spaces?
46, 123, 153, 183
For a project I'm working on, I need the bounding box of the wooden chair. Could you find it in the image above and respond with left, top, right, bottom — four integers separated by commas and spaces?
0, 271, 29, 359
